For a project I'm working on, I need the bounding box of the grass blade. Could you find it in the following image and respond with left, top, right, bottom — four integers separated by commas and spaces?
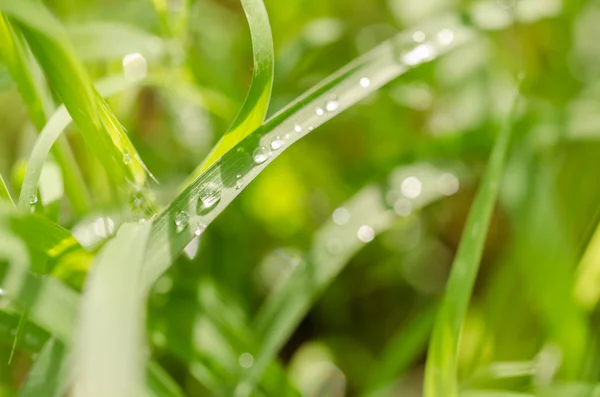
364, 303, 438, 395
19, 338, 67, 397
423, 89, 521, 397
142, 14, 473, 289
0, 0, 148, 189
1, 17, 472, 393
0, 13, 90, 214
181, 0, 274, 183
72, 222, 152, 397
18, 75, 139, 211
0, 173, 13, 205
240, 164, 456, 394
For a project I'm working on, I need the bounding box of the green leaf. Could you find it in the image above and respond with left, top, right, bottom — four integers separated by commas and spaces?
181, 0, 275, 184
18, 75, 139, 211
72, 222, 152, 397
141, 14, 473, 290
19, 338, 67, 397
0, 12, 90, 214
424, 89, 521, 397
364, 303, 438, 394
0, 173, 13, 205
240, 164, 455, 394
0, 0, 148, 189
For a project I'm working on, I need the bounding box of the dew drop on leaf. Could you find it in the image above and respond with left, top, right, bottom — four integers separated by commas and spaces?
253, 147, 271, 164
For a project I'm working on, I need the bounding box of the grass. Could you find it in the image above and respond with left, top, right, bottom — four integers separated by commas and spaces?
0, 0, 598, 396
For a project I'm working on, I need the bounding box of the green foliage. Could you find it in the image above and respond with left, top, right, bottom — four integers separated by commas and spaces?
0, 0, 599, 396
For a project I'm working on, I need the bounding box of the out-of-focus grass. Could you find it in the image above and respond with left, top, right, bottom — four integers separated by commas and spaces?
1, 0, 600, 396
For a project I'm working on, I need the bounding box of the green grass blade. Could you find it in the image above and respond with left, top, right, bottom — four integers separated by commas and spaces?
575, 223, 600, 311
181, 0, 274, 184
72, 222, 152, 397
18, 75, 139, 211
0, 13, 90, 214
0, 13, 51, 128
19, 338, 67, 397
0, 0, 148, 188
424, 90, 521, 397
142, 14, 473, 289
0, 173, 13, 205
364, 303, 438, 395
241, 164, 456, 394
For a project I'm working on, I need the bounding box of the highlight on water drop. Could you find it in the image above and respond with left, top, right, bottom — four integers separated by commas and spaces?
253, 147, 271, 164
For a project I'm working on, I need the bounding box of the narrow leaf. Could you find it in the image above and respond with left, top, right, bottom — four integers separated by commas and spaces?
182, 0, 274, 184
72, 222, 152, 397
19, 338, 67, 397
424, 89, 521, 397
0, 173, 13, 205
0, 0, 148, 189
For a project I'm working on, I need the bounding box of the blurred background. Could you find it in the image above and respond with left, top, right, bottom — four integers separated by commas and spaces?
3, 0, 600, 395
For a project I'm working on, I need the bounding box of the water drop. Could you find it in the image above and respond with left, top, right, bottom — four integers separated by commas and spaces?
123, 153, 132, 165
236, 177, 245, 190
357, 225, 375, 243
238, 352, 255, 369
28, 195, 38, 205
332, 207, 350, 225
284, 133, 291, 139
359, 77, 371, 88
0, 287, 4, 296
253, 147, 271, 164
193, 223, 207, 236
412, 31, 426, 43
175, 211, 189, 232
401, 44, 434, 66
437, 29, 455, 45
394, 198, 413, 217
236, 147, 245, 153
270, 137, 284, 150
122, 53, 148, 81
401, 176, 422, 199
308, 126, 314, 131
294, 124, 302, 133
197, 182, 221, 211
325, 98, 339, 112
315, 107, 325, 116
437, 173, 459, 196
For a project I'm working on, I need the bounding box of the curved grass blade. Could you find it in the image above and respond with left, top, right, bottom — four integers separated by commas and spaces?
18, 75, 139, 211
0, 13, 90, 214
238, 164, 456, 394
72, 222, 152, 397
181, 0, 274, 185
142, 14, 474, 289
0, 173, 13, 205
423, 89, 521, 397
0, 0, 148, 188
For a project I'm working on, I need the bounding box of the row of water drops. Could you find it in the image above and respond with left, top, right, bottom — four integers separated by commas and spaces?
169, 77, 376, 234
326, 172, 459, 255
